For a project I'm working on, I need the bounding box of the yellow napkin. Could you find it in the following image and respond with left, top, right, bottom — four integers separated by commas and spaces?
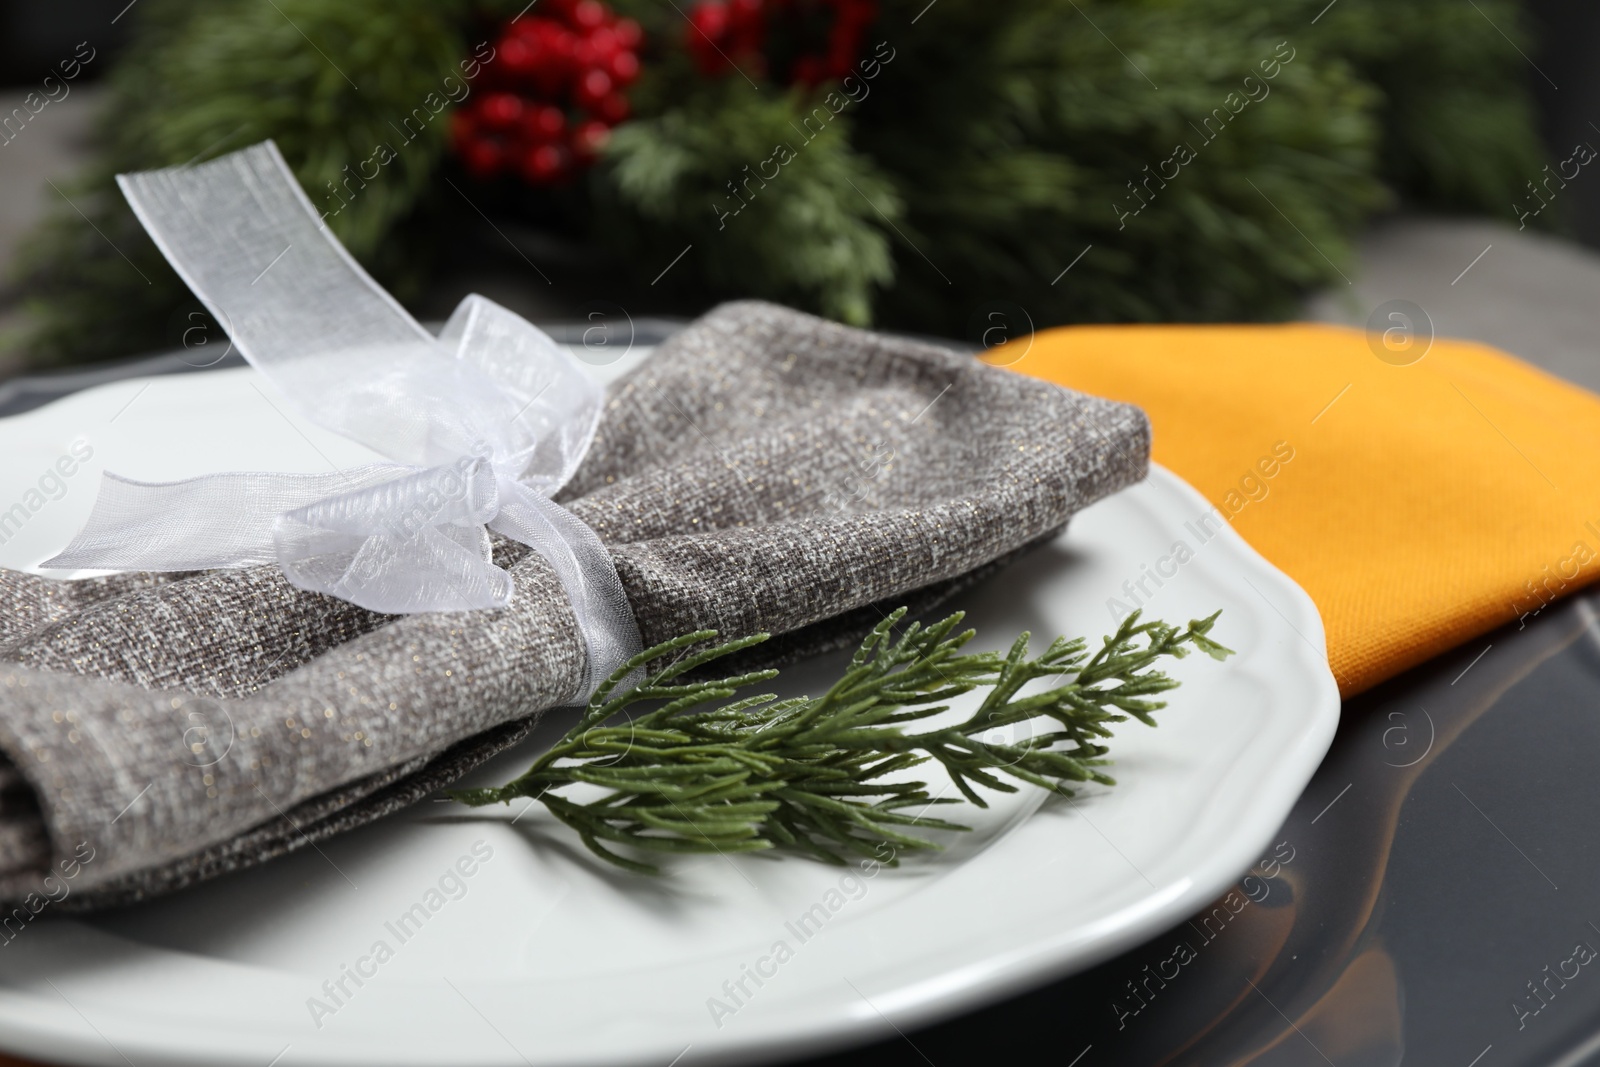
1006, 324, 1600, 696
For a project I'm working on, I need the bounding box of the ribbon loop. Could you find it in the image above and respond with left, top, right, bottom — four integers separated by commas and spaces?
44, 141, 642, 698
439, 295, 602, 490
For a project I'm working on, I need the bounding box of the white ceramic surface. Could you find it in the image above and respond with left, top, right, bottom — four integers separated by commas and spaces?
0, 353, 1338, 1067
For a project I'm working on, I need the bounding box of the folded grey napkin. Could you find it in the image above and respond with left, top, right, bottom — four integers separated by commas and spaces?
0, 301, 1148, 909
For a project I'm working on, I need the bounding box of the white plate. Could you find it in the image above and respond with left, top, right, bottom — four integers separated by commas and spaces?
0, 355, 1338, 1067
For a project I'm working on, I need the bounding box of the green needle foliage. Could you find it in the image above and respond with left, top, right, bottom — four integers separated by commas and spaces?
451, 606, 1232, 874
7, 0, 1546, 365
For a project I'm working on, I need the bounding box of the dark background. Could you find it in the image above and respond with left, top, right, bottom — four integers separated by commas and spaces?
0, 1, 129, 86
3, 0, 1600, 252
1524, 0, 1600, 245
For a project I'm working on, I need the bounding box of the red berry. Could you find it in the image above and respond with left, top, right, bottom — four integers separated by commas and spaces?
607, 49, 640, 85
457, 1, 638, 184
825, 37, 856, 79
521, 142, 570, 184
575, 68, 613, 108
462, 137, 506, 179
555, 26, 581, 56
512, 19, 552, 56
596, 92, 630, 124
689, 1, 730, 41
498, 36, 538, 79
479, 92, 525, 129
613, 18, 643, 49
728, 0, 763, 50
526, 23, 576, 93
588, 27, 620, 58
572, 119, 611, 162
520, 104, 566, 142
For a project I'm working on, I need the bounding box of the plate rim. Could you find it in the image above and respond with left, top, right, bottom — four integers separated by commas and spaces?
0, 384, 1339, 1067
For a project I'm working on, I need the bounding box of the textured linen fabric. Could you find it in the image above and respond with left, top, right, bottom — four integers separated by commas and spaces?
0, 301, 1148, 908
1011, 323, 1600, 697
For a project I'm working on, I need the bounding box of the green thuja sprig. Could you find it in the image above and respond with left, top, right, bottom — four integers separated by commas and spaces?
451, 608, 1232, 873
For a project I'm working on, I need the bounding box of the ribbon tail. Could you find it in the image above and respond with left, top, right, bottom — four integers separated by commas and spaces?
491, 481, 643, 701
44, 466, 411, 572
116, 144, 574, 472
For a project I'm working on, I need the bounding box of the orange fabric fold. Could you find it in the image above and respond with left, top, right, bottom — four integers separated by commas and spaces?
1006, 324, 1600, 697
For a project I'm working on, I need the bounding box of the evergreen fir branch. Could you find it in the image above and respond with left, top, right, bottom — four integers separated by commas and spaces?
451, 607, 1232, 873
596, 80, 899, 325
8, 0, 469, 367
7, 0, 1547, 365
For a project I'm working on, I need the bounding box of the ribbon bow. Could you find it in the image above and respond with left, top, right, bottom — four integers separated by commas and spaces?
46, 141, 641, 698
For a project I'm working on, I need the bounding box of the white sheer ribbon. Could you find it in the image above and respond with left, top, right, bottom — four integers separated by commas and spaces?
45, 141, 642, 699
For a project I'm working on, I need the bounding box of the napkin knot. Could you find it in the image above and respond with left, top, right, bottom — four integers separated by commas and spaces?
45, 141, 641, 700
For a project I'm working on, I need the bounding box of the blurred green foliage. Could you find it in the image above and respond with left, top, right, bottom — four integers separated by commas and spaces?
7, 0, 1547, 366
